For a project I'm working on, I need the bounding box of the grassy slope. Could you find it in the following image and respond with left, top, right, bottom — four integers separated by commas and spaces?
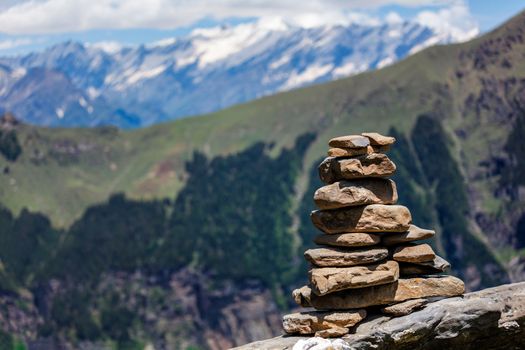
1, 11, 523, 230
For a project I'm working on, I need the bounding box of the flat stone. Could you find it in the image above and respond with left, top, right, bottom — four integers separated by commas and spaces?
328, 147, 369, 157
318, 154, 396, 184
328, 135, 370, 149
314, 179, 398, 210
314, 233, 380, 248
381, 224, 435, 246
304, 247, 388, 267
399, 255, 451, 275
311, 204, 412, 234
361, 132, 396, 146
327, 145, 391, 158
381, 298, 427, 316
293, 276, 465, 309
392, 244, 436, 263
283, 310, 366, 337
309, 261, 399, 296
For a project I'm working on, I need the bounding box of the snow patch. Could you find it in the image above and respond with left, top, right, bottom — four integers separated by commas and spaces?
11, 67, 26, 79
126, 65, 167, 84
283, 64, 333, 90
332, 62, 357, 77
377, 57, 395, 69
87, 87, 100, 99
56, 107, 65, 119
78, 97, 88, 108
269, 55, 291, 70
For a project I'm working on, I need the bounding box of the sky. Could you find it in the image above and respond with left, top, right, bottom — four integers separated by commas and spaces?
0, 0, 522, 56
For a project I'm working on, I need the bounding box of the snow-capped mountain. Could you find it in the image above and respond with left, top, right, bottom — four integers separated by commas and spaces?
0, 18, 477, 128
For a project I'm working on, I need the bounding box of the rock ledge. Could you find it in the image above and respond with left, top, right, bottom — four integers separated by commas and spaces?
233, 281, 525, 350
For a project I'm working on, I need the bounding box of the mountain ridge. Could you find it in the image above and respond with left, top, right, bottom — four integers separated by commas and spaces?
0, 18, 474, 128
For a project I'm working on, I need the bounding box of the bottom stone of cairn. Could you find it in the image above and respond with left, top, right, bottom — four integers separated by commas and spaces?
283, 310, 366, 337
282, 133, 465, 338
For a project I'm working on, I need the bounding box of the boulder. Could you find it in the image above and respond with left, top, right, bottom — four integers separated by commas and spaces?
293, 276, 465, 309
304, 247, 388, 267
381, 225, 435, 246
314, 179, 398, 209
309, 261, 399, 296
361, 132, 396, 146
399, 256, 450, 275
283, 310, 367, 337
311, 205, 412, 234
314, 233, 380, 248
392, 244, 436, 263
318, 154, 396, 184
328, 135, 370, 148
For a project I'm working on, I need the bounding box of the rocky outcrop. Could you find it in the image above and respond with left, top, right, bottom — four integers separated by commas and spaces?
234, 281, 525, 350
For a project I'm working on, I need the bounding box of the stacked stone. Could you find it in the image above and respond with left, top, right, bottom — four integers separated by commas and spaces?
283, 132, 465, 338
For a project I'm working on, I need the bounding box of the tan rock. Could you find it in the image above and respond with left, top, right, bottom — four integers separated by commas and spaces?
282, 310, 366, 336
314, 327, 349, 338
328, 135, 370, 148
314, 179, 398, 210
292, 276, 465, 309
381, 298, 427, 316
311, 204, 412, 234
392, 243, 436, 263
314, 232, 380, 248
327, 145, 390, 158
304, 247, 388, 267
381, 224, 435, 246
309, 261, 399, 296
318, 154, 396, 184
327, 147, 368, 157
361, 132, 396, 146
399, 255, 451, 276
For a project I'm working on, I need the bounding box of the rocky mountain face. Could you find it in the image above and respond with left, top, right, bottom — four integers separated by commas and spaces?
0, 18, 473, 127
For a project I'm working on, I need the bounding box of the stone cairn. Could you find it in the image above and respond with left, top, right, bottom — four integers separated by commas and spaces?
283, 132, 465, 338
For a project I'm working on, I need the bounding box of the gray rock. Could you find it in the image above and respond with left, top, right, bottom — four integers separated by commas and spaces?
234, 282, 525, 350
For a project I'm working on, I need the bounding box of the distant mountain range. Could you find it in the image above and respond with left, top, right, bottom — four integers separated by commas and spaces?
0, 18, 476, 128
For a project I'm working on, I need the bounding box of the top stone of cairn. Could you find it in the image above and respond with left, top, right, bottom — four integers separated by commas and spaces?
328, 135, 370, 148
328, 133, 396, 149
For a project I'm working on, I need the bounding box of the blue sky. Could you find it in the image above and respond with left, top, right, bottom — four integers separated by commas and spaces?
0, 0, 522, 56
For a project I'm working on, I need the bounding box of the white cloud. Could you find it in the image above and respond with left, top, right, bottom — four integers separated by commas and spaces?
0, 38, 34, 50
385, 11, 404, 25
415, 1, 479, 41
0, 0, 470, 34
